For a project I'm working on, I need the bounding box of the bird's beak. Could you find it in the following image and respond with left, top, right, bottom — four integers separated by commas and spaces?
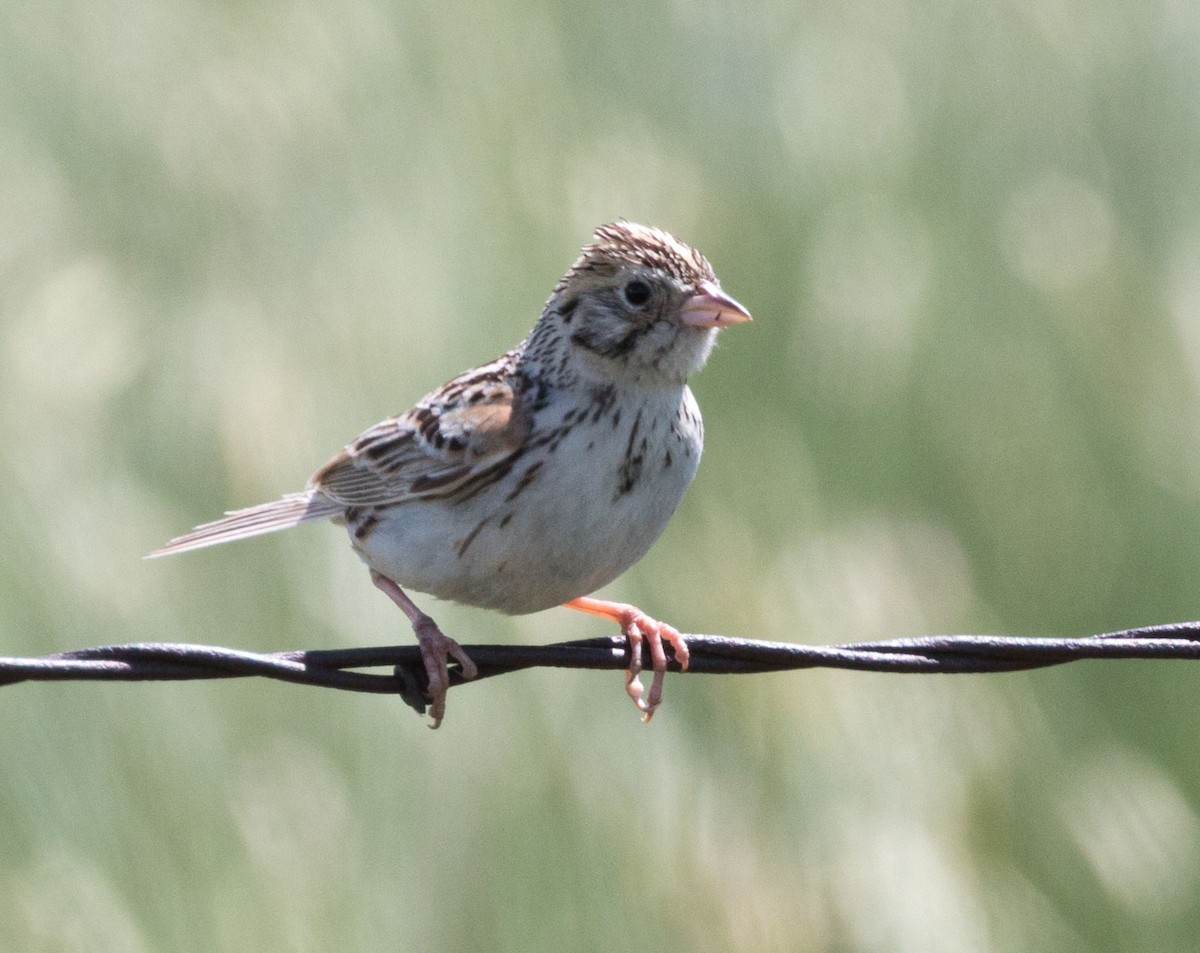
679, 280, 753, 328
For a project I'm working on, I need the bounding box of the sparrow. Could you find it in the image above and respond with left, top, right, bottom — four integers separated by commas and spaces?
151, 222, 751, 726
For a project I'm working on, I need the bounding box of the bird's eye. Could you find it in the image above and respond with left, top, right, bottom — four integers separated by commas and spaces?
622, 280, 652, 308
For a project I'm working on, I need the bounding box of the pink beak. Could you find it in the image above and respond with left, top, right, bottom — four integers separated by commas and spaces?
679, 280, 753, 328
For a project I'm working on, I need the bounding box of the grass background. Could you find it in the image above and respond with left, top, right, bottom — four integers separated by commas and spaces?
4, 0, 1200, 950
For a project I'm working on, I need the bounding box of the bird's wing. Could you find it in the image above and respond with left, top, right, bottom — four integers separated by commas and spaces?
311, 375, 529, 506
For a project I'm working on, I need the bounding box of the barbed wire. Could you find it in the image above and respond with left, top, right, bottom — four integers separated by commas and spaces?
2, 620, 1199, 716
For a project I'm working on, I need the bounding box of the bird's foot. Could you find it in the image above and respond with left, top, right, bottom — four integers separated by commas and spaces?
411, 614, 478, 728
564, 596, 690, 722
372, 571, 477, 727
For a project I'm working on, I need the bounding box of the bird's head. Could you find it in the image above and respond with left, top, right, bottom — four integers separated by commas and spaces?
535, 222, 751, 386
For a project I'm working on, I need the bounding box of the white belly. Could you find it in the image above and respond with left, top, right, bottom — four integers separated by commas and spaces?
353, 387, 703, 613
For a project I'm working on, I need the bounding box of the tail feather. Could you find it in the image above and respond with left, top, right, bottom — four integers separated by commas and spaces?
148, 491, 344, 557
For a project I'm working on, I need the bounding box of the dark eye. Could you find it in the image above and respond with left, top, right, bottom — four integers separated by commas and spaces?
622, 279, 652, 308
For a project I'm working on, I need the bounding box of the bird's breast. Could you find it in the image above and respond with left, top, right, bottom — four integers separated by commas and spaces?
354, 386, 704, 614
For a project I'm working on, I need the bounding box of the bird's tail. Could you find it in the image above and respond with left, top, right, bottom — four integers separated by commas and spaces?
147, 491, 343, 558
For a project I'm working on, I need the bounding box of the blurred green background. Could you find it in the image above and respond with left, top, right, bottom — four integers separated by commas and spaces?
3, 0, 1200, 950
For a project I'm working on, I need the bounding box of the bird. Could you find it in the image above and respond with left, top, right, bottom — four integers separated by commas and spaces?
150, 222, 751, 726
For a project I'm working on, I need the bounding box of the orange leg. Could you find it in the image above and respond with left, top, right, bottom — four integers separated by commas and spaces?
564, 596, 690, 722
372, 571, 477, 728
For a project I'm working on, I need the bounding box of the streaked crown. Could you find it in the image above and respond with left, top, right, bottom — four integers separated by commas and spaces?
556, 221, 717, 295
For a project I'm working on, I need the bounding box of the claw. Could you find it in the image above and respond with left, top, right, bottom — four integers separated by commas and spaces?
564, 596, 689, 721
412, 616, 477, 727
373, 571, 477, 727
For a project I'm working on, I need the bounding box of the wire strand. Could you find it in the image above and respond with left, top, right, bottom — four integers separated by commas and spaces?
3, 620, 1198, 715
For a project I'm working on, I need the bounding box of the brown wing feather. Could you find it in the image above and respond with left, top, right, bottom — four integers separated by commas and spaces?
311, 378, 528, 506
153, 357, 528, 555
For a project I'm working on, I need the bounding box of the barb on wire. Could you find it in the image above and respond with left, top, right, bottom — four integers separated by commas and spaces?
2, 621, 1199, 716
